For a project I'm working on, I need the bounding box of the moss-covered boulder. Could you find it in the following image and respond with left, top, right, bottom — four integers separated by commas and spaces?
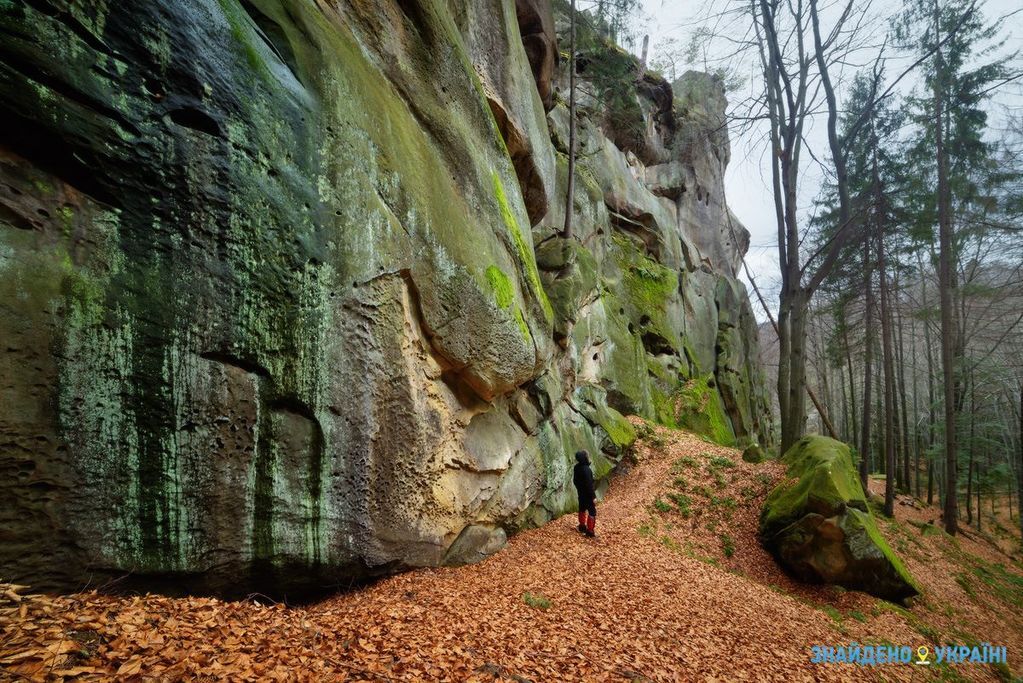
759, 436, 920, 602
741, 443, 766, 463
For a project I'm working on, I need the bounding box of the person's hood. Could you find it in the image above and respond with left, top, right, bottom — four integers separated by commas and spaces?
575, 450, 590, 465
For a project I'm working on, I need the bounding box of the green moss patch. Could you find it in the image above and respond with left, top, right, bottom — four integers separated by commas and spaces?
484, 265, 514, 309
611, 233, 680, 352
673, 376, 735, 446
573, 386, 637, 452
760, 436, 867, 538
491, 171, 554, 322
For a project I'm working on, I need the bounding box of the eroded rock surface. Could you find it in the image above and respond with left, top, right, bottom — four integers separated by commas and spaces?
0, 0, 771, 596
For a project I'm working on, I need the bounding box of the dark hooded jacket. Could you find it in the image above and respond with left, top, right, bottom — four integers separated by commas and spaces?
572, 451, 595, 505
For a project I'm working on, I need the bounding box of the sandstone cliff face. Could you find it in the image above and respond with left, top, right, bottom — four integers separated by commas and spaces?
0, 0, 770, 595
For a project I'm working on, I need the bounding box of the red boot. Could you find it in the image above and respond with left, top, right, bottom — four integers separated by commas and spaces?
585, 514, 596, 538
577, 511, 588, 533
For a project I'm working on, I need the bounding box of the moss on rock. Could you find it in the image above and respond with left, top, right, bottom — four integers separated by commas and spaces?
759, 436, 921, 602
574, 386, 637, 453
611, 232, 680, 352
492, 171, 554, 322
649, 374, 734, 446
741, 443, 766, 463
535, 238, 599, 339
760, 436, 867, 538
485, 265, 515, 309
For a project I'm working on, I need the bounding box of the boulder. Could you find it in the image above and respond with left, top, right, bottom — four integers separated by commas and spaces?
759, 437, 921, 602
443, 525, 508, 566
741, 444, 766, 463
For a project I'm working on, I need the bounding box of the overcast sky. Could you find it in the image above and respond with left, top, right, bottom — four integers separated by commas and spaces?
632, 0, 1021, 321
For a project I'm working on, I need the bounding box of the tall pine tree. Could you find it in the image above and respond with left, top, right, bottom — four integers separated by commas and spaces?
896, 0, 1014, 534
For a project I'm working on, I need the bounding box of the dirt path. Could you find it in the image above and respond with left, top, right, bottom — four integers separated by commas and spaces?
2, 424, 1021, 681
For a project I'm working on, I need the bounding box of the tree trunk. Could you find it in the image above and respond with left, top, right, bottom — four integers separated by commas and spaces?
911, 309, 921, 498
879, 223, 896, 518
562, 0, 577, 240
783, 289, 810, 452
876, 358, 883, 478
839, 361, 849, 442
815, 321, 833, 436
1009, 460, 1014, 521
975, 461, 981, 531
889, 285, 904, 492
1018, 382, 1022, 540
860, 236, 874, 492
927, 457, 934, 506
977, 452, 982, 532
934, 0, 958, 534
919, 252, 938, 507
965, 449, 973, 526
843, 321, 858, 443
778, 298, 793, 450
895, 272, 911, 492
867, 126, 896, 518
965, 376, 975, 526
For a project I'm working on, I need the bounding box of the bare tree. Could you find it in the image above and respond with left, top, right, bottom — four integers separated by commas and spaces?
753, 0, 872, 453
564, 0, 577, 241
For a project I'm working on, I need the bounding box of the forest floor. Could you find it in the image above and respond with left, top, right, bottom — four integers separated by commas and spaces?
2, 422, 1022, 682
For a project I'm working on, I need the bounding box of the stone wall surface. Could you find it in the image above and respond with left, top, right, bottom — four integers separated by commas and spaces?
0, 0, 770, 596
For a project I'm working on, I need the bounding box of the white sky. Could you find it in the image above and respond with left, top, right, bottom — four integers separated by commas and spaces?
632, 0, 1022, 321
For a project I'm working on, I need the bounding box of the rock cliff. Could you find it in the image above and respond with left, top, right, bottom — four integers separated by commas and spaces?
0, 0, 770, 596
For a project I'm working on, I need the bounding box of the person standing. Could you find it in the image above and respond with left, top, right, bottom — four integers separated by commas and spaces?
573, 450, 597, 538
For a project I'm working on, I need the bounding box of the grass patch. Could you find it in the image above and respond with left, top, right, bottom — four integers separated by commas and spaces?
652, 497, 672, 513
659, 535, 682, 552
667, 493, 692, 517
523, 592, 551, 609
692, 484, 713, 498
929, 662, 970, 682
708, 456, 736, 470
821, 605, 844, 623
969, 558, 1023, 609
720, 533, 735, 558
913, 621, 939, 641
710, 495, 737, 510
955, 572, 977, 600
639, 427, 668, 452
671, 476, 688, 490
740, 485, 758, 499
874, 600, 910, 618
671, 456, 698, 472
